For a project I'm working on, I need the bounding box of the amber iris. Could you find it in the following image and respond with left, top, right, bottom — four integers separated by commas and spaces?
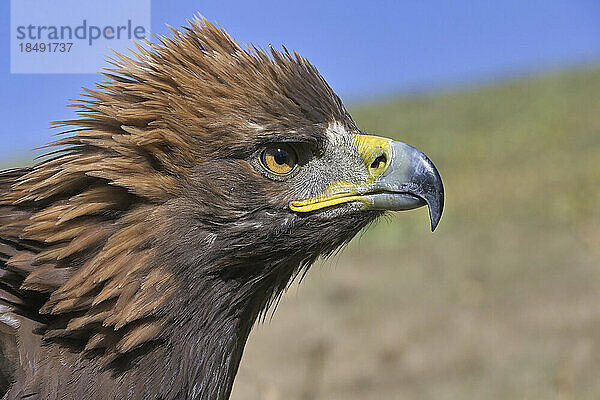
260, 144, 298, 175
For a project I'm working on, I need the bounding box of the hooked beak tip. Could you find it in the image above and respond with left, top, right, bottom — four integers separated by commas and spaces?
429, 205, 442, 232
426, 168, 444, 232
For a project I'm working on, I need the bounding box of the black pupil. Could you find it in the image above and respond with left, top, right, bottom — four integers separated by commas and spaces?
273, 148, 288, 165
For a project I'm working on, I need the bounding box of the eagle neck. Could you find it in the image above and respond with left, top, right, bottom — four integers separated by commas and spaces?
165, 260, 294, 400
153, 210, 315, 400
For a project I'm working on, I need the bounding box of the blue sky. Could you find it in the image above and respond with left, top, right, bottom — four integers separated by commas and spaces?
2, 0, 600, 159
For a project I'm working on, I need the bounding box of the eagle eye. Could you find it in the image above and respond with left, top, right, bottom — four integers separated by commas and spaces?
260, 144, 298, 176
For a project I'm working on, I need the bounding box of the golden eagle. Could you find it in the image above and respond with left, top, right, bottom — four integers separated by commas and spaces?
0, 18, 443, 400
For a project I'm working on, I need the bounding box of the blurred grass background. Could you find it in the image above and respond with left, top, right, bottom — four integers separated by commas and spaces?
231, 67, 600, 400
2, 67, 599, 400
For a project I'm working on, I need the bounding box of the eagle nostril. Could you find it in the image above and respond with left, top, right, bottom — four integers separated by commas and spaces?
370, 153, 388, 171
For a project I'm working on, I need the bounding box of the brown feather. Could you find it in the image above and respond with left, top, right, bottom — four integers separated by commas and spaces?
20, 264, 74, 292
116, 320, 164, 353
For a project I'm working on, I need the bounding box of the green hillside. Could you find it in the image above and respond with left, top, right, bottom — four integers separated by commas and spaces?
233, 67, 600, 400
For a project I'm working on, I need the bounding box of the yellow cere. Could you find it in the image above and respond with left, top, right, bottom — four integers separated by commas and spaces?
353, 134, 392, 180
289, 135, 393, 212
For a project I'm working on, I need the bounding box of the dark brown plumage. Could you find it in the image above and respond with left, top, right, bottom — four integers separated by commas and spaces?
0, 18, 443, 400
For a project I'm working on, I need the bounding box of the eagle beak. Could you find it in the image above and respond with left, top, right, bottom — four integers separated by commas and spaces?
289, 135, 444, 231
364, 139, 444, 231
